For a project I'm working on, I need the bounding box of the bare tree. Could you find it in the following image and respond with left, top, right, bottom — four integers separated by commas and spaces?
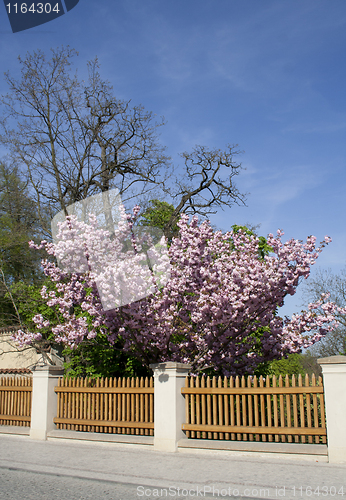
303, 267, 346, 357
163, 144, 245, 239
0, 46, 246, 239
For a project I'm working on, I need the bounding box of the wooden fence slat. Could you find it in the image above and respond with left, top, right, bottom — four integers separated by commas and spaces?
185, 377, 190, 439
15, 378, 19, 426
278, 376, 285, 443
272, 375, 279, 442
126, 377, 130, 435
121, 377, 125, 434
181, 386, 324, 395
253, 376, 260, 442
191, 377, 196, 439
196, 376, 201, 439
218, 376, 223, 440
305, 374, 312, 444
54, 386, 154, 394
291, 375, 299, 443
53, 417, 154, 429
95, 378, 100, 433
298, 374, 305, 444
311, 374, 319, 444
84, 377, 89, 432
212, 377, 218, 440
285, 375, 292, 443
63, 378, 67, 431
88, 378, 92, 432
182, 423, 326, 435
117, 377, 121, 434
0, 378, 2, 424
224, 376, 229, 440
0, 378, 3, 424
139, 377, 144, 436
149, 377, 154, 437
56, 377, 61, 430
235, 376, 241, 441
77, 377, 82, 432
259, 376, 266, 442
247, 376, 253, 442
19, 378, 24, 427
144, 377, 148, 436
207, 377, 212, 440
201, 375, 206, 439
67, 377, 72, 431
319, 375, 327, 444
5, 378, 9, 426
241, 376, 247, 441
266, 376, 272, 442
0, 414, 31, 423
12, 378, 17, 427
130, 377, 135, 435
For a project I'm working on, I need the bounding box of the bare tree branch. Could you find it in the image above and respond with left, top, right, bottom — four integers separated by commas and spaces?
163, 144, 246, 239
303, 267, 346, 357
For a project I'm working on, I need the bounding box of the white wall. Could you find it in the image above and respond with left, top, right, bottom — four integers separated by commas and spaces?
0, 332, 39, 370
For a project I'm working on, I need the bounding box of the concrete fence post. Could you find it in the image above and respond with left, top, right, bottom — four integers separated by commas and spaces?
150, 362, 191, 452
30, 364, 64, 440
318, 355, 346, 463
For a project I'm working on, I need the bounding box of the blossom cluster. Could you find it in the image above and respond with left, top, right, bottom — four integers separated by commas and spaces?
14, 208, 346, 375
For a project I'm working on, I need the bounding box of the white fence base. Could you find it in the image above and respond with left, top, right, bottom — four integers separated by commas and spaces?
29, 364, 64, 441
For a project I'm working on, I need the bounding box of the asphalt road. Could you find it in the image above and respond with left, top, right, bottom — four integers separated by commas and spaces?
0, 467, 142, 500
0, 467, 272, 500
1, 434, 346, 500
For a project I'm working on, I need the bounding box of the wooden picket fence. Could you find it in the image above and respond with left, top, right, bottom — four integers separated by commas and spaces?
182, 374, 326, 444
54, 376, 154, 435
0, 376, 32, 426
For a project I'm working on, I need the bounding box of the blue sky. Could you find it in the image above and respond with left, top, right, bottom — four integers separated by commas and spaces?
0, 0, 345, 317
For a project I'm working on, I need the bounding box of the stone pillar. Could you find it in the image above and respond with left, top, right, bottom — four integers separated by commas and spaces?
30, 364, 64, 440
150, 362, 191, 452
318, 355, 346, 463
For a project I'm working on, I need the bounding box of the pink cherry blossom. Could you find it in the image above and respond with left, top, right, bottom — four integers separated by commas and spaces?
15, 208, 346, 376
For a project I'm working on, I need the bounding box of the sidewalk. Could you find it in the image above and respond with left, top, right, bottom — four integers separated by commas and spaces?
1, 433, 346, 500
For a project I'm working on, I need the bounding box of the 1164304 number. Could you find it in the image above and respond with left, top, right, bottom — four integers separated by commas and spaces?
6, 3, 60, 14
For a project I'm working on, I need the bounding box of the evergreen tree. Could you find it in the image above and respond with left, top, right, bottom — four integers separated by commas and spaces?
0, 162, 45, 326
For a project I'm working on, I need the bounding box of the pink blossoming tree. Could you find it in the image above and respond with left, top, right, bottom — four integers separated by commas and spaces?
13, 207, 346, 376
